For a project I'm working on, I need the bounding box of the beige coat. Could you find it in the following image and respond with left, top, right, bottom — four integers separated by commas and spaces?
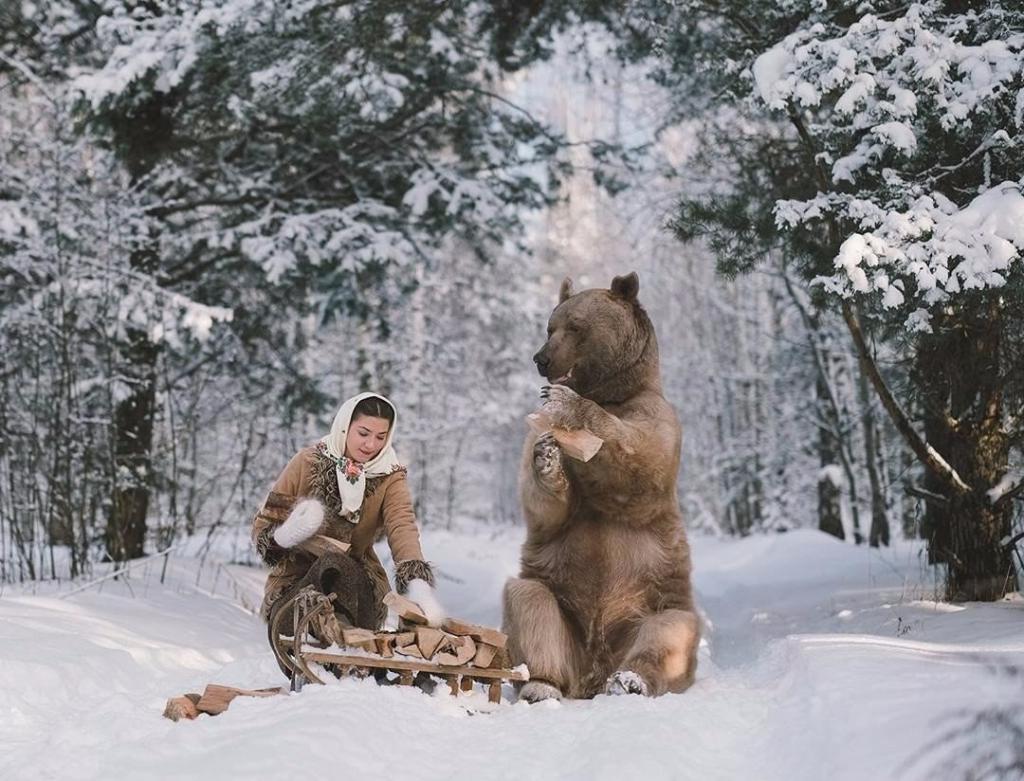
251, 443, 428, 625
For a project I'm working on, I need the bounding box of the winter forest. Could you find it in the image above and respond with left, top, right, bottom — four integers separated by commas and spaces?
2, 1, 1024, 780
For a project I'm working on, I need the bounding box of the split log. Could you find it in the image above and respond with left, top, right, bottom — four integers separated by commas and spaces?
460, 675, 474, 693
193, 684, 285, 716
436, 634, 476, 666
472, 643, 499, 669
162, 693, 201, 722
375, 635, 395, 658
441, 618, 508, 649
457, 636, 477, 665
526, 411, 603, 462
383, 592, 429, 625
395, 643, 424, 659
340, 627, 377, 651
415, 626, 445, 659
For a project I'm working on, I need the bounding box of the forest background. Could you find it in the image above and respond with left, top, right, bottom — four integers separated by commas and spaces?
2, 0, 1022, 603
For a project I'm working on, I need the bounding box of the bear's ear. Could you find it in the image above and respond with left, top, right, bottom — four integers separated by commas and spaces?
559, 277, 574, 303
610, 272, 639, 302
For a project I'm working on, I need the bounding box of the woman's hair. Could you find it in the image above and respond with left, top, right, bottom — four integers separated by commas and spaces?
352, 396, 394, 424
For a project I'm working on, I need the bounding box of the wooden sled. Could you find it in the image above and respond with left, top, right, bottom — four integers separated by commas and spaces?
269, 586, 528, 703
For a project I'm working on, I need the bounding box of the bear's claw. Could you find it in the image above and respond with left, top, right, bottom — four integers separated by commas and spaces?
605, 670, 648, 696
541, 384, 586, 430
533, 432, 565, 484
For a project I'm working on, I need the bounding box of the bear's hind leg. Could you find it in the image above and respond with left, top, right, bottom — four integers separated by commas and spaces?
609, 609, 700, 697
503, 577, 581, 701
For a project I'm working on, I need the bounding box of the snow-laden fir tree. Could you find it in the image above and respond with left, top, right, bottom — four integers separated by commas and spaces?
660, 0, 1024, 599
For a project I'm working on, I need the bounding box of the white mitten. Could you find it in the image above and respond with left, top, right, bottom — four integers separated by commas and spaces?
272, 499, 324, 548
405, 578, 446, 628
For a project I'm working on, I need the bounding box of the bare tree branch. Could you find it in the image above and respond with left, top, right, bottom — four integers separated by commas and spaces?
842, 301, 972, 497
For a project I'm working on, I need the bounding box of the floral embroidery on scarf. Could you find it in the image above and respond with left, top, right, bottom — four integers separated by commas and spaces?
341, 457, 363, 484
323, 449, 365, 485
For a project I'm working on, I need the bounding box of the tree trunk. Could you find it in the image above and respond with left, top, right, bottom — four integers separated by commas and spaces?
944, 494, 1014, 601
897, 414, 921, 539
105, 317, 159, 562
920, 404, 953, 565
817, 376, 845, 541
102, 92, 176, 562
941, 394, 1013, 601
913, 304, 1013, 601
856, 344, 890, 547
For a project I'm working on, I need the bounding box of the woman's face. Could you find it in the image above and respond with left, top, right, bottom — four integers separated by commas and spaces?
344, 414, 391, 463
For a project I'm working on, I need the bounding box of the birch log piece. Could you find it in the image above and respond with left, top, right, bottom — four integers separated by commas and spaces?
383, 591, 429, 625
162, 693, 201, 721
375, 635, 396, 658
526, 411, 603, 462
436, 634, 476, 666
395, 639, 424, 659
415, 627, 445, 658
341, 627, 377, 651
441, 617, 508, 649
472, 642, 499, 669
197, 685, 286, 715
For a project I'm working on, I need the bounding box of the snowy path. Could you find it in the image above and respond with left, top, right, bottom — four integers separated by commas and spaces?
1, 528, 1022, 780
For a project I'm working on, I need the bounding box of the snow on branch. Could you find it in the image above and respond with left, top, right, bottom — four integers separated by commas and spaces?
233, 201, 419, 283
755, 1, 1024, 329
824, 183, 1024, 326
73, 0, 268, 108
987, 471, 1024, 505
0, 199, 41, 241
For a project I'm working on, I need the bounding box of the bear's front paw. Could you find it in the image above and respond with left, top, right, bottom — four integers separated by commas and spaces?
605, 670, 649, 696
540, 384, 588, 430
533, 432, 566, 488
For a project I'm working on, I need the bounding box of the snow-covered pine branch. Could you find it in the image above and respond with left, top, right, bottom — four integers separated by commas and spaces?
755, 1, 1024, 327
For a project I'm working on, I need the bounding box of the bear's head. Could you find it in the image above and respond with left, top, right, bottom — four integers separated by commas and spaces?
533, 272, 660, 404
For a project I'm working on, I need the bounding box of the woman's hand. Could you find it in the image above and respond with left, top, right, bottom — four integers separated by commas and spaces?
404, 577, 446, 628
272, 498, 325, 548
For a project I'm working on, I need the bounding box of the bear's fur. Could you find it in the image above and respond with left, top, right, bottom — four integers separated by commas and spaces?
503, 272, 699, 700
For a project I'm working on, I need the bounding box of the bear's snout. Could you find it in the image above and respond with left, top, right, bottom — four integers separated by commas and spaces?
533, 349, 550, 376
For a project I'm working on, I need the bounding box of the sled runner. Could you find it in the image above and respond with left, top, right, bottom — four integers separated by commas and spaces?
269, 585, 528, 703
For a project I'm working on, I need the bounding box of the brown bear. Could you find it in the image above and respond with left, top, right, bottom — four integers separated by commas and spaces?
502, 272, 700, 701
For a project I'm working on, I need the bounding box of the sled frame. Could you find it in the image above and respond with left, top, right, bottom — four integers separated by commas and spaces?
269, 586, 527, 703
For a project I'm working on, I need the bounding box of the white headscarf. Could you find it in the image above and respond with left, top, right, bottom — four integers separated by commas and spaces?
320, 392, 403, 519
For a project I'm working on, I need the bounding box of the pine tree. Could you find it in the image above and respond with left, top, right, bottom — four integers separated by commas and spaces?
676, 0, 1022, 597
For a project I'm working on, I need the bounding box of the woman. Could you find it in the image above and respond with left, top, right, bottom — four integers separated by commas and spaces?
251, 392, 444, 650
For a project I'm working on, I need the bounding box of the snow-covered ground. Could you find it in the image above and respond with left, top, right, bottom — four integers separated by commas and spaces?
2, 526, 1022, 781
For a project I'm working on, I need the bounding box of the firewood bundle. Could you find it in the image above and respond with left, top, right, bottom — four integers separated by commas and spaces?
330, 592, 508, 669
